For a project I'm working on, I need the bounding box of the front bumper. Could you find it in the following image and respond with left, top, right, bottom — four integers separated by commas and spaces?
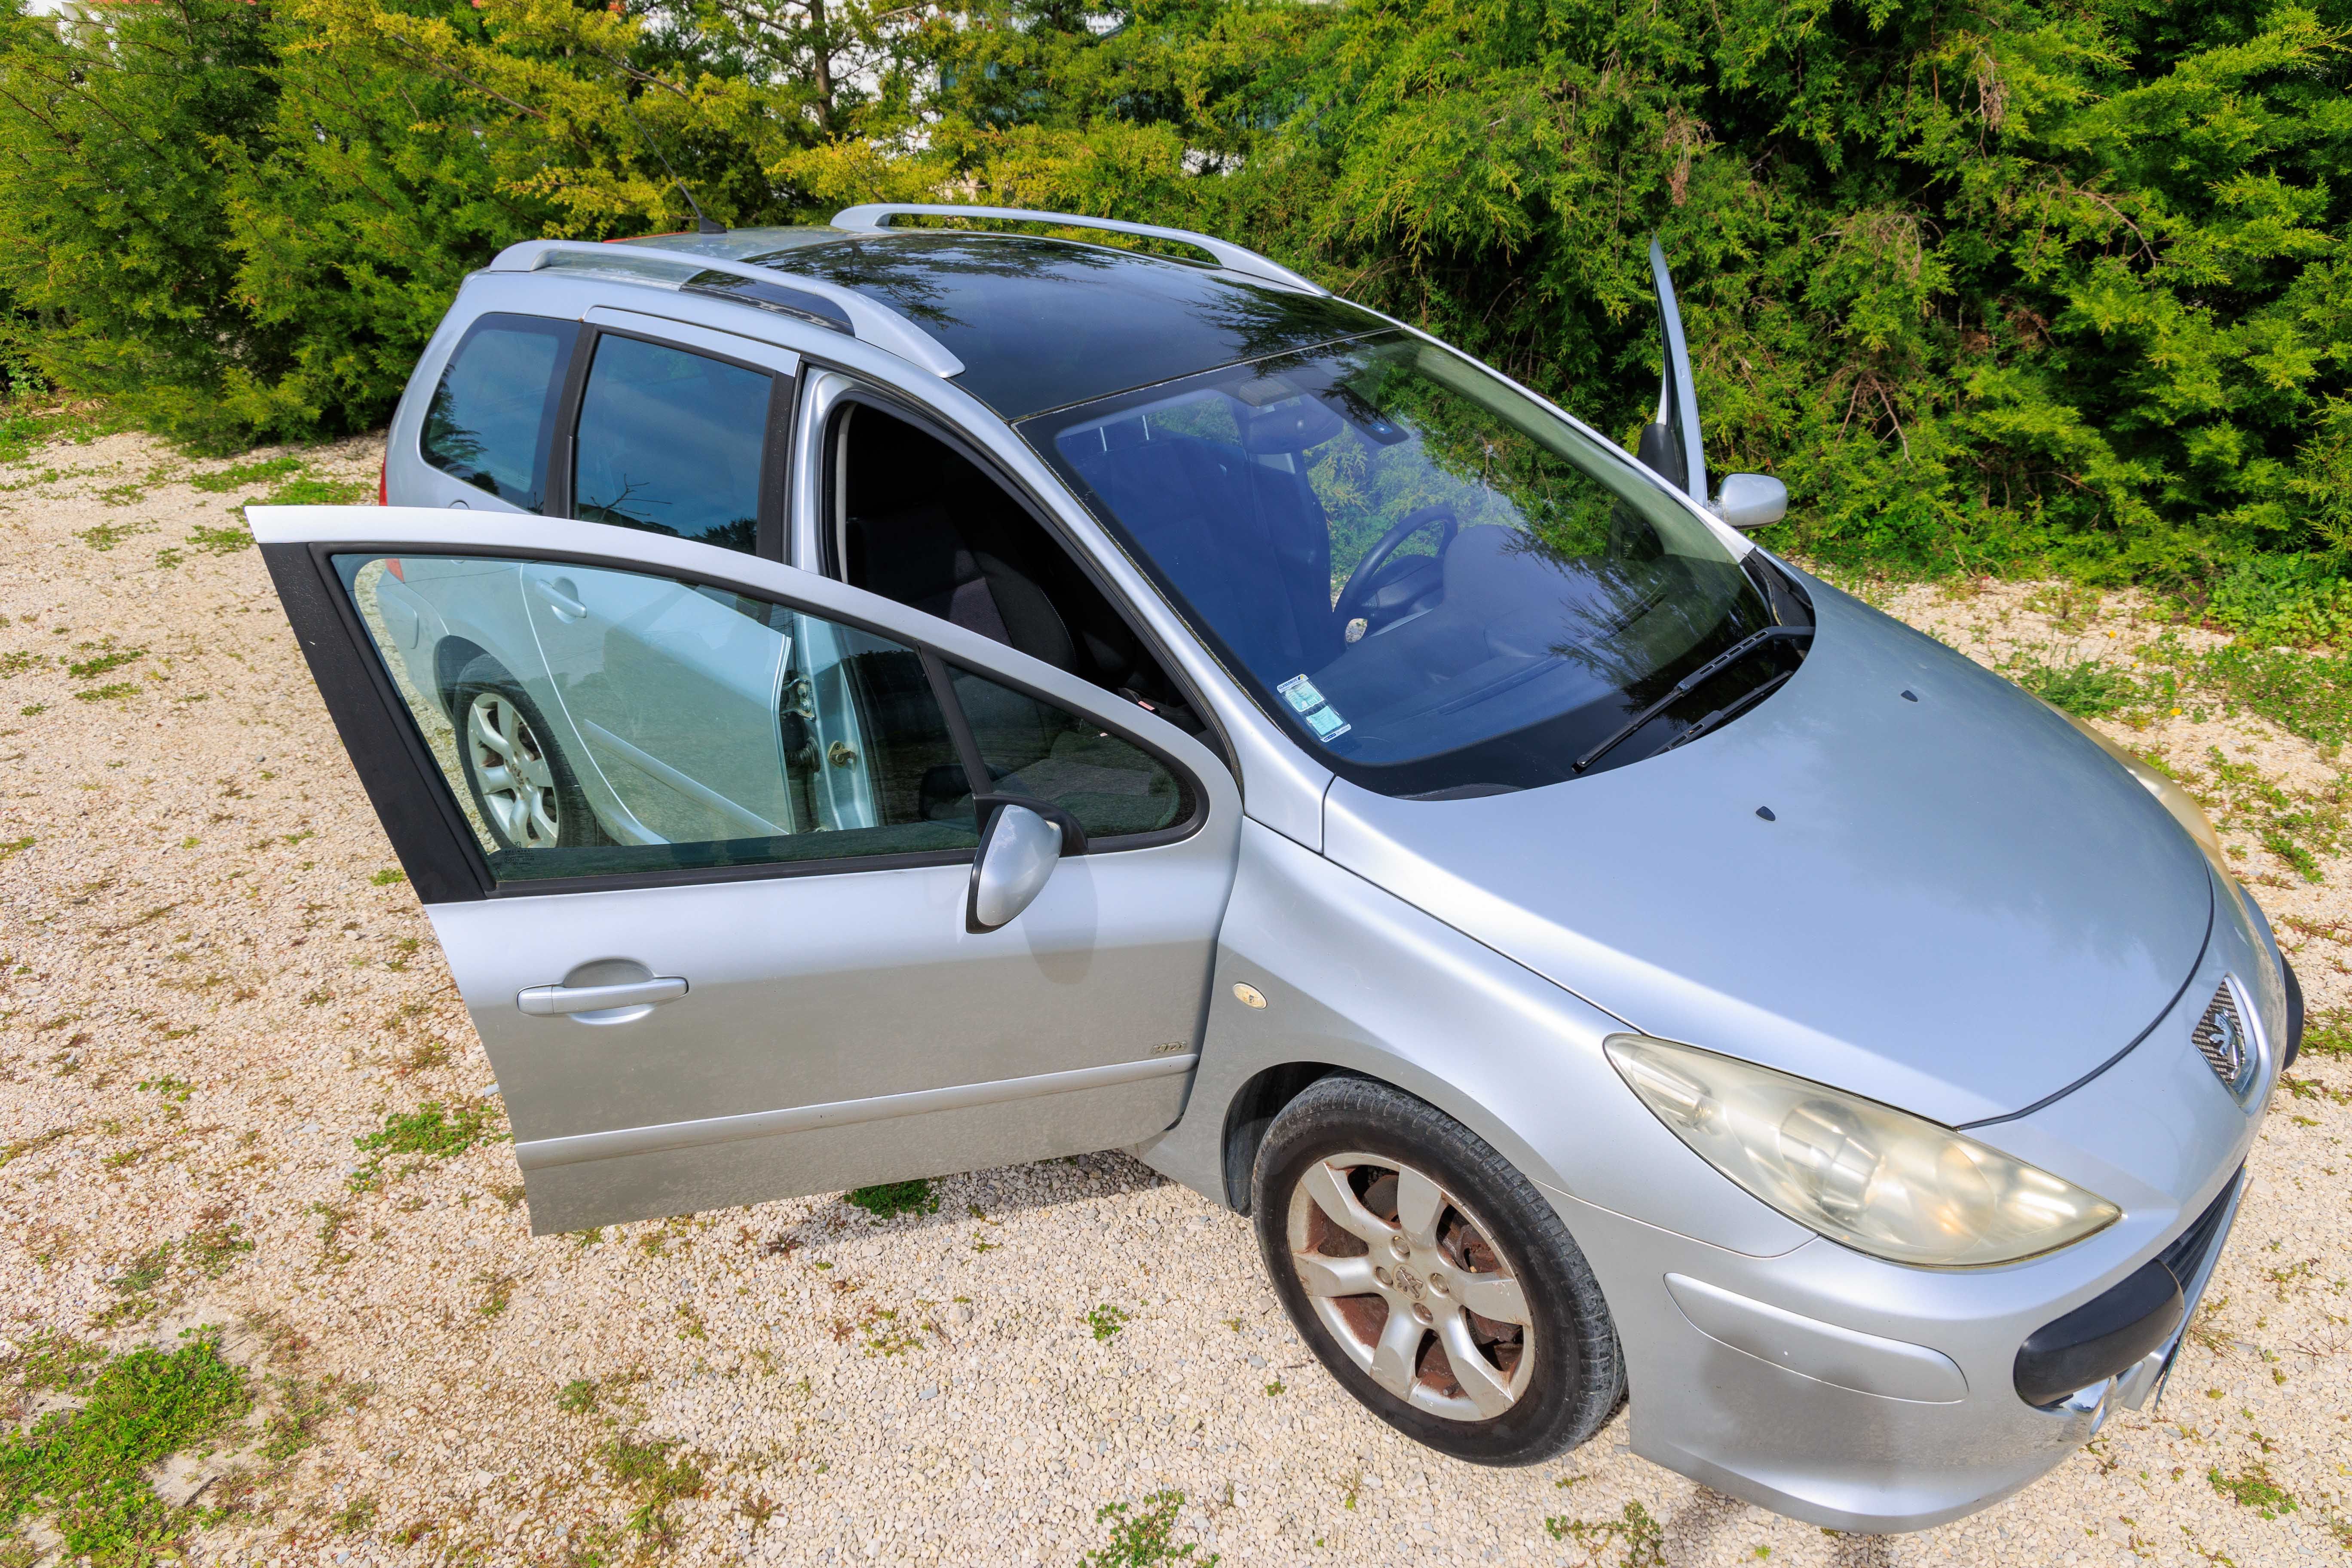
1565, 870, 2277, 1533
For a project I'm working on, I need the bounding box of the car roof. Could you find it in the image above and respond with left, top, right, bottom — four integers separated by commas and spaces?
612, 226, 1386, 420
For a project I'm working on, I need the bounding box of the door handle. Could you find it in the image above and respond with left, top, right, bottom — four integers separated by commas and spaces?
532, 577, 588, 622
517, 977, 687, 1016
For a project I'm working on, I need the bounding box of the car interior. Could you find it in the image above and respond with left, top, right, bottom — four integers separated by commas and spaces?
830, 404, 1212, 745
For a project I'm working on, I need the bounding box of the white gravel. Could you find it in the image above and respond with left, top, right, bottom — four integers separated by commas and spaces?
2, 428, 2348, 1566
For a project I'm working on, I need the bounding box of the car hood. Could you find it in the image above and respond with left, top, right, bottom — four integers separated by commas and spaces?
1322, 576, 2214, 1126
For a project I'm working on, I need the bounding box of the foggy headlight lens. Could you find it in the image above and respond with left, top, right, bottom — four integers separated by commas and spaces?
1605, 1035, 2119, 1268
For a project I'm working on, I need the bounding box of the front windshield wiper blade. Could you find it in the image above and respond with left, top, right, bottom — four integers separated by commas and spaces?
1659, 668, 1795, 755
1571, 625, 1813, 775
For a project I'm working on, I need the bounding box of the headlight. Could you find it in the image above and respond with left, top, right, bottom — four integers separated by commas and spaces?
1605, 1035, 2120, 1268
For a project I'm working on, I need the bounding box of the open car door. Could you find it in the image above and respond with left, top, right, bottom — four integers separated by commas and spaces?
255, 506, 1240, 1234
1635, 237, 1708, 502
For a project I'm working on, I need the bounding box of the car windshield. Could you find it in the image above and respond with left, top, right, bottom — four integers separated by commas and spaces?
1026, 332, 1790, 794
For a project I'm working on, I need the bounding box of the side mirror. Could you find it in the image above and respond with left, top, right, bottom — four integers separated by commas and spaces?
967, 802, 1065, 932
1715, 473, 1787, 532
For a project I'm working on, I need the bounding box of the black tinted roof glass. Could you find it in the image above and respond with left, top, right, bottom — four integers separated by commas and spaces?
742, 233, 1380, 417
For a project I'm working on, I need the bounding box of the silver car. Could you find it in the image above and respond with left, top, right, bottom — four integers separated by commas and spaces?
252, 204, 2297, 1532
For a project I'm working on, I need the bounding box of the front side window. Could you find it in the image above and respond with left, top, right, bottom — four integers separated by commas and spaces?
573, 335, 774, 552
1027, 333, 1792, 795
334, 553, 1191, 886
338, 554, 973, 884
420, 314, 578, 511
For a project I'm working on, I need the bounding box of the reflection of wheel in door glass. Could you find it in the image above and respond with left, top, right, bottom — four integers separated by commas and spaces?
448, 655, 604, 850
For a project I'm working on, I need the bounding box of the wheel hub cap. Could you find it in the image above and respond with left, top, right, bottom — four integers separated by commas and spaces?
1286, 1152, 1536, 1422
465, 692, 563, 849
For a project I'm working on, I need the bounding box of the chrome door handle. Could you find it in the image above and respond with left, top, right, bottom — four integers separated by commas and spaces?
532, 578, 588, 621
517, 977, 687, 1016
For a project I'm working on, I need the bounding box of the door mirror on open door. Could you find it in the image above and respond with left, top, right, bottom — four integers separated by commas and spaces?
968, 802, 1064, 931
1715, 473, 1787, 532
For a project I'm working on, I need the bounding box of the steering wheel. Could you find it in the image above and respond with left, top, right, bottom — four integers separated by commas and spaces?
1335, 506, 1458, 626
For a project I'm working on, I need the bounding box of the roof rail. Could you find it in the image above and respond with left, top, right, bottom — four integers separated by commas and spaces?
486, 239, 965, 378
830, 204, 1328, 297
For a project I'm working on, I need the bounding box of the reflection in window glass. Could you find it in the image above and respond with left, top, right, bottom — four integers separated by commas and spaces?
948, 668, 1184, 839
573, 336, 773, 552
1033, 333, 1787, 794
420, 315, 577, 511
335, 554, 972, 883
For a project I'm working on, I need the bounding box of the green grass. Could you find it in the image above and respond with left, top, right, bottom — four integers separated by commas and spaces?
64, 648, 142, 681
186, 521, 251, 554
2011, 655, 2147, 717
348, 1101, 503, 1190
188, 455, 300, 493
599, 1434, 703, 1544
1082, 1491, 1216, 1567
2302, 1008, 2351, 1058
555, 1378, 597, 1414
1544, 1500, 1666, 1565
0, 402, 128, 466
845, 1179, 937, 1219
0, 1333, 251, 1565
2210, 1462, 2298, 1519
1086, 1303, 1130, 1341
73, 521, 150, 553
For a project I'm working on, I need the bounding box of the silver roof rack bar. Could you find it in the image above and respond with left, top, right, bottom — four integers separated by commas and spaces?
830, 204, 1328, 297
487, 239, 965, 378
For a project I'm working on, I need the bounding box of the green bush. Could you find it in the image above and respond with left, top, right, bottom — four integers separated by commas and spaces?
0, 0, 2342, 596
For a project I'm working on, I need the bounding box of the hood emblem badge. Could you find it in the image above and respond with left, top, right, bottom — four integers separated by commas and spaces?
2190, 980, 2256, 1096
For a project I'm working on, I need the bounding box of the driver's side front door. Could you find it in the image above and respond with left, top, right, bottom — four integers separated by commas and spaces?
257, 506, 1240, 1234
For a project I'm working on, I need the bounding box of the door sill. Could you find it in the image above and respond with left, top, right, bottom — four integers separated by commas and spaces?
514, 1054, 1198, 1171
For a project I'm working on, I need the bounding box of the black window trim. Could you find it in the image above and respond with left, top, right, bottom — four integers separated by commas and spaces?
809, 372, 1237, 779
263, 536, 1211, 905
556, 319, 799, 563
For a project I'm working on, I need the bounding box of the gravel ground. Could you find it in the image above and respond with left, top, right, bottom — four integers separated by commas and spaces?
2, 426, 2349, 1568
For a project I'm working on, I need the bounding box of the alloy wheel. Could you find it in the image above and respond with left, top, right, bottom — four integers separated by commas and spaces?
465, 690, 563, 848
1285, 1151, 1536, 1421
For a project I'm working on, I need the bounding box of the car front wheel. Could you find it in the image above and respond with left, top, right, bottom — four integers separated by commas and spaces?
1253, 1074, 1624, 1465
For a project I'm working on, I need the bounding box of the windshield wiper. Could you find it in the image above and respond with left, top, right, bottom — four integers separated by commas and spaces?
1571, 625, 1813, 774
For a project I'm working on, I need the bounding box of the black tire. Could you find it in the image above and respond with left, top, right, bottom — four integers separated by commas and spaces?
1253, 1074, 1624, 1465
447, 654, 604, 851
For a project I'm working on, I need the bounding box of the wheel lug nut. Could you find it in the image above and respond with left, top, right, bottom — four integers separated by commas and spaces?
1389, 1233, 1410, 1257
1428, 1273, 1449, 1295
1374, 1266, 1391, 1287
1411, 1303, 1433, 1326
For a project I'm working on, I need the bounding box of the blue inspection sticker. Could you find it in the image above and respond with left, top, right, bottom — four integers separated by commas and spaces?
1277, 674, 1351, 741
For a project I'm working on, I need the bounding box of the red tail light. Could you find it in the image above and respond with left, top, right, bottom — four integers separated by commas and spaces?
386, 558, 405, 581
378, 457, 388, 506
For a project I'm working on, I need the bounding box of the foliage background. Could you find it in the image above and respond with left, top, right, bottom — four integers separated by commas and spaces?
0, 0, 2345, 622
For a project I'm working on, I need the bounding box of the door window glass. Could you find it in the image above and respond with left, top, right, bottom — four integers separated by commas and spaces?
947, 668, 1186, 840
334, 554, 974, 884
573, 335, 773, 552
420, 314, 578, 511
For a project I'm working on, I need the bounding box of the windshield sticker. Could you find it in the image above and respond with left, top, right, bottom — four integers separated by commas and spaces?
1278, 674, 1351, 741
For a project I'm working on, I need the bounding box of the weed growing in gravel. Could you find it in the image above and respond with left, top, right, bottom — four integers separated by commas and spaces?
2296, 1008, 2351, 1058
1082, 1491, 1215, 1567
845, 1179, 936, 1219
1544, 1499, 1665, 1566
260, 1374, 349, 1460
556, 1378, 597, 1414
599, 1434, 703, 1544
186, 522, 250, 554
1086, 1304, 1130, 1342
331, 1495, 377, 1534
184, 1207, 253, 1277
2209, 1462, 2298, 1518
2009, 653, 2148, 717
0, 651, 41, 678
3, 1332, 104, 1394
349, 1101, 502, 1190
64, 647, 141, 681
370, 867, 405, 885
97, 1243, 173, 1326
73, 520, 151, 552
248, 474, 369, 508
189, 456, 300, 494
0, 1331, 250, 1565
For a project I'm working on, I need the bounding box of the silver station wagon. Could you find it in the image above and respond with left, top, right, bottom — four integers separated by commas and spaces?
254, 205, 2300, 1532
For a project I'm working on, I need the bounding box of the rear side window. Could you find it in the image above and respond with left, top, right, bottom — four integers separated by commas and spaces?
420, 314, 577, 511
573, 335, 774, 554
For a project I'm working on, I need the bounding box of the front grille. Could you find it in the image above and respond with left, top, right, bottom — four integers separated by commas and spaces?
2189, 981, 2251, 1091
